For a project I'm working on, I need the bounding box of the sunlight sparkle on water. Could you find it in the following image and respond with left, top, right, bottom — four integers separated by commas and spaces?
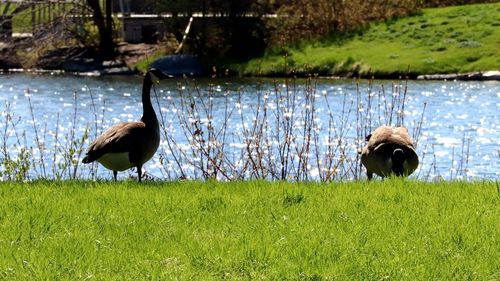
0, 75, 498, 180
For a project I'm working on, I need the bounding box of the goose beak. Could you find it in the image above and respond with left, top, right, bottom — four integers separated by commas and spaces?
148, 68, 172, 80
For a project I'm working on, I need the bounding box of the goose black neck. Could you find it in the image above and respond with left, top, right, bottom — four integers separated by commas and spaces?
141, 72, 158, 127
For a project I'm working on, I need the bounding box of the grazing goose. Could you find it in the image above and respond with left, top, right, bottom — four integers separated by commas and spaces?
82, 69, 168, 182
361, 126, 419, 180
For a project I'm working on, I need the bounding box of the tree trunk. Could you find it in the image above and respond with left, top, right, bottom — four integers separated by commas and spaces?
86, 0, 115, 60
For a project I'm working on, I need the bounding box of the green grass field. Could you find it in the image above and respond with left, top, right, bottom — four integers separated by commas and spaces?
0, 180, 498, 279
240, 3, 500, 77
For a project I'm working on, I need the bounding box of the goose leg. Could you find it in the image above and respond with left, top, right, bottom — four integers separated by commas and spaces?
367, 171, 373, 181
113, 171, 118, 182
137, 165, 142, 182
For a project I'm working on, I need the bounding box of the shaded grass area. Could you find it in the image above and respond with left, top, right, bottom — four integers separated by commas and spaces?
239, 3, 500, 77
0, 180, 498, 279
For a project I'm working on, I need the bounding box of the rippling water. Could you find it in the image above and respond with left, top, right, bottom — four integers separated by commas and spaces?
0, 73, 498, 181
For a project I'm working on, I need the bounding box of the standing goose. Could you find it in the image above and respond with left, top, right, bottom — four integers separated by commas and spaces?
361, 126, 419, 180
82, 69, 168, 182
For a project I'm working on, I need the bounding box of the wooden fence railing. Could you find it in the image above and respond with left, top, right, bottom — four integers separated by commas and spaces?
1, 0, 78, 37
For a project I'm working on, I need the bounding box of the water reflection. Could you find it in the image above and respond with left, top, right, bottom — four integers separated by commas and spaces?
0, 73, 498, 181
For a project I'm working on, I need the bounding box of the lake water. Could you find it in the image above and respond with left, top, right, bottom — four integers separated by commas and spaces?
0, 73, 498, 181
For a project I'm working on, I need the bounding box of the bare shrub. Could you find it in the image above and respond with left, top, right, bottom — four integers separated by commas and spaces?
1, 76, 482, 182
266, 0, 421, 46
153, 74, 425, 181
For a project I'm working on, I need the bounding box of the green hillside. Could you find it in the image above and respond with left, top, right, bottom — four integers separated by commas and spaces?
239, 3, 500, 77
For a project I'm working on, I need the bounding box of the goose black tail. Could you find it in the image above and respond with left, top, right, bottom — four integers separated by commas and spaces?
391, 148, 405, 176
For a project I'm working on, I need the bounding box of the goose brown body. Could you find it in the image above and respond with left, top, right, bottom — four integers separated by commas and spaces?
82, 69, 167, 182
361, 126, 419, 180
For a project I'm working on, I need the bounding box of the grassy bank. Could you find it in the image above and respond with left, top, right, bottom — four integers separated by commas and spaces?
0, 180, 498, 279
239, 3, 500, 77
